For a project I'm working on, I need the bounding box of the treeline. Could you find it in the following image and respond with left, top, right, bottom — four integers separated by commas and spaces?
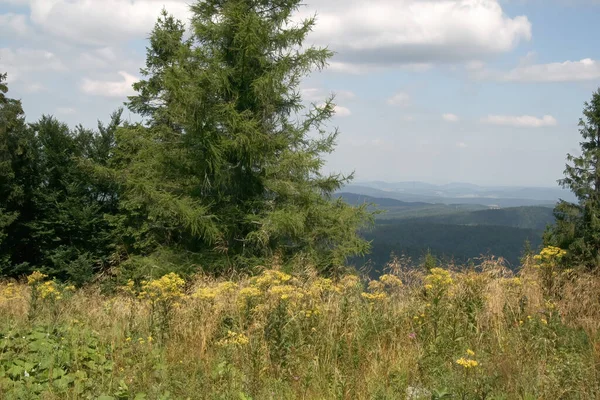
0, 87, 121, 283
406, 206, 554, 231
0, 2, 374, 283
353, 221, 540, 274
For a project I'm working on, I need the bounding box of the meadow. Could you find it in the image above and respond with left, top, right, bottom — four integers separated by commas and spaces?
0, 248, 599, 399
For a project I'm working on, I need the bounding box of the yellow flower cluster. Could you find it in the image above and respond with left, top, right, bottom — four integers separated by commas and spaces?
252, 270, 292, 289
139, 273, 185, 303
379, 274, 403, 290
360, 274, 403, 303
193, 281, 238, 301
338, 275, 361, 293
37, 281, 62, 300
27, 271, 48, 286
424, 268, 453, 292
501, 277, 522, 288
456, 357, 479, 368
361, 292, 387, 302
217, 331, 250, 347
267, 284, 303, 302
238, 286, 262, 300
1, 283, 19, 300
121, 279, 137, 296
456, 350, 479, 368
534, 246, 567, 266
309, 277, 339, 296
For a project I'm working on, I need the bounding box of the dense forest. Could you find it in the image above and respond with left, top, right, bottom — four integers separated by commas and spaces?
353, 221, 541, 275
339, 192, 553, 272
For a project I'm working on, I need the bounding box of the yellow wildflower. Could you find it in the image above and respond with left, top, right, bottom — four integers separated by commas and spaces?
379, 274, 403, 289
361, 292, 387, 302
139, 273, 185, 303
456, 357, 479, 368
27, 271, 47, 286
239, 286, 262, 299
37, 281, 61, 300
217, 331, 249, 347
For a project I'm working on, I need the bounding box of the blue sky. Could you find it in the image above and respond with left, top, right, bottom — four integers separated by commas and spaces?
1, 0, 600, 187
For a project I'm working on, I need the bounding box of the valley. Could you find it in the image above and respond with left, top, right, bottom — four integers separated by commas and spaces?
338, 182, 559, 272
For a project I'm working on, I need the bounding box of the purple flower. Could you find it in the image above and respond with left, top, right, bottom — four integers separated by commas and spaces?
408, 332, 417, 339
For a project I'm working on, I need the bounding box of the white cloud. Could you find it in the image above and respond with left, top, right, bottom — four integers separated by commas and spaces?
301, 87, 356, 102
0, 13, 32, 36
442, 113, 460, 122
502, 58, 600, 82
457, 142, 468, 148
76, 47, 119, 70
333, 105, 352, 117
56, 107, 76, 115
466, 60, 485, 71
347, 137, 386, 147
81, 71, 138, 97
387, 92, 411, 106
328, 61, 432, 74
301, 88, 322, 102
0, 48, 67, 81
481, 114, 558, 128
13, 0, 191, 46
12, 0, 530, 66
302, 0, 531, 68
23, 82, 46, 93
335, 90, 356, 100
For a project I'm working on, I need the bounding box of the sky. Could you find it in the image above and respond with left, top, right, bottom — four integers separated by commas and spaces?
1, 0, 599, 187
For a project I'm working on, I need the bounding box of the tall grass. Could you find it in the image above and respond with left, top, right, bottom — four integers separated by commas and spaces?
0, 251, 599, 399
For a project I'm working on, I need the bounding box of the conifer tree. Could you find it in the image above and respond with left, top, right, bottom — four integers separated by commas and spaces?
112, 1, 372, 273
0, 71, 121, 280
0, 72, 38, 272
545, 89, 600, 268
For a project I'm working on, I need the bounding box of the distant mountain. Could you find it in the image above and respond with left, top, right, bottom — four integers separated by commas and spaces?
394, 206, 555, 231
337, 192, 488, 219
349, 181, 576, 204
341, 184, 566, 207
336, 192, 430, 208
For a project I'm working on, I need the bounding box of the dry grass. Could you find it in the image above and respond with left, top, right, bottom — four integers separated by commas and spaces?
0, 255, 599, 399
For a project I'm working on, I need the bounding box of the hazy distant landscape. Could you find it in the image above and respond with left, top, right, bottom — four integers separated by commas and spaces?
338, 181, 560, 271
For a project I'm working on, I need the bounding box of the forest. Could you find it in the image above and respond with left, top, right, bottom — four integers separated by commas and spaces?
0, 6, 373, 283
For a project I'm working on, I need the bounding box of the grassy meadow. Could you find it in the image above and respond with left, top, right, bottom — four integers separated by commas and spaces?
1, 249, 599, 399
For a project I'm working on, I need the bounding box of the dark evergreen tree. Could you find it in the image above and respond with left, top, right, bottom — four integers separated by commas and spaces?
0, 72, 121, 281
545, 88, 600, 268
0, 72, 40, 273
108, 2, 372, 275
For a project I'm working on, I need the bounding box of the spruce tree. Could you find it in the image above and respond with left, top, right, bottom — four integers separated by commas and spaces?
111, 1, 372, 274
0, 71, 121, 280
0, 72, 39, 273
545, 88, 600, 268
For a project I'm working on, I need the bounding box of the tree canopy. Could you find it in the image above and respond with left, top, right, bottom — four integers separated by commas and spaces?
545, 89, 600, 268
0, 0, 373, 281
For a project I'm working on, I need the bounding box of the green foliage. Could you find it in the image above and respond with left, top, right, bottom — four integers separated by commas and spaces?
0, 325, 114, 398
108, 1, 372, 274
1, 1, 373, 280
545, 88, 600, 268
355, 221, 542, 275
0, 73, 120, 281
